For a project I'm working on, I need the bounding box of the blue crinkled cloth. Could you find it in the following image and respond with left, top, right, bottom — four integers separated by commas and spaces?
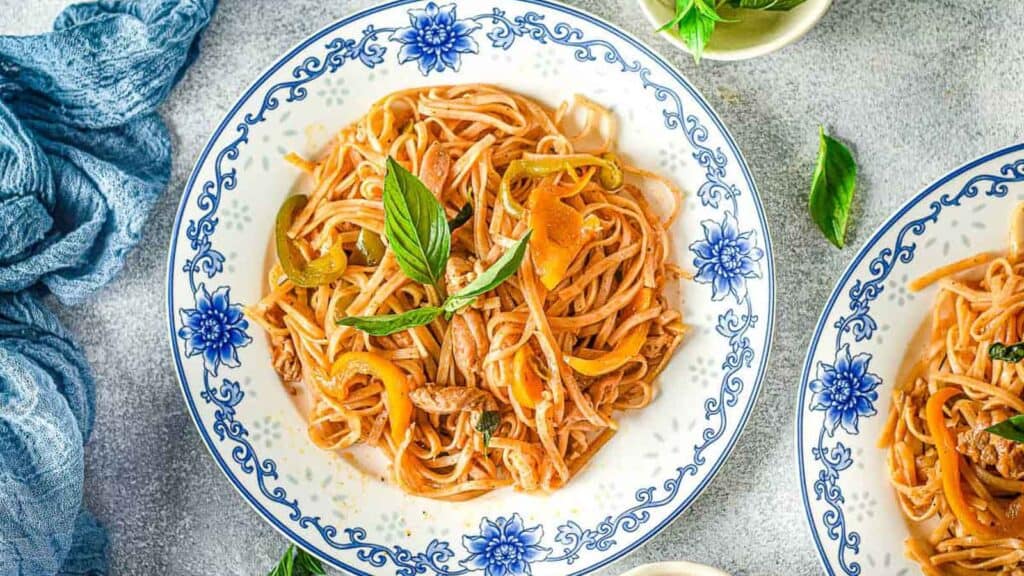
0, 1, 216, 574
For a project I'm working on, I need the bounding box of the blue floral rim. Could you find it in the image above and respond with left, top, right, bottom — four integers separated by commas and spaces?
797, 141, 1024, 576
166, 1, 776, 574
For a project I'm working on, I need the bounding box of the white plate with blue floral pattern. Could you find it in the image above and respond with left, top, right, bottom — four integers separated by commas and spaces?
798, 143, 1024, 575
166, 1, 775, 574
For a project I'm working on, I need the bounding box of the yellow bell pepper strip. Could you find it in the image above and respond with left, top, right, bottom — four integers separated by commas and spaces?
330, 352, 412, 445
567, 289, 653, 376
511, 346, 545, 409
275, 195, 347, 287
527, 185, 585, 290
350, 228, 385, 266
926, 386, 1000, 538
499, 153, 624, 218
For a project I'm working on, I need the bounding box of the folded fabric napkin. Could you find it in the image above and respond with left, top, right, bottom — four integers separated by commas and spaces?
0, 1, 216, 574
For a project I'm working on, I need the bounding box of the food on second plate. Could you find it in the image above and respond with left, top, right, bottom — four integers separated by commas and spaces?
882, 203, 1024, 574
246, 84, 687, 499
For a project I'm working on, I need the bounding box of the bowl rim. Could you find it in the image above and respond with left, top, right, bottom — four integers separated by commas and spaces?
636, 0, 833, 62
164, 0, 778, 574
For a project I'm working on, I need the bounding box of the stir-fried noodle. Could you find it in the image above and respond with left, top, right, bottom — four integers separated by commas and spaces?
247, 85, 686, 499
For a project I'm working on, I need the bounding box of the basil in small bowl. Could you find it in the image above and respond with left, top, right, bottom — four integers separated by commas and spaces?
638, 0, 832, 63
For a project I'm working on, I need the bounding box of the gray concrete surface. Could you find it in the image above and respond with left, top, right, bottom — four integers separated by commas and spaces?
4, 1, 1024, 574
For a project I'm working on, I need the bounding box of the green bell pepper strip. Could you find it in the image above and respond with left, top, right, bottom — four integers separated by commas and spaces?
350, 228, 385, 266
498, 153, 624, 218
275, 194, 347, 287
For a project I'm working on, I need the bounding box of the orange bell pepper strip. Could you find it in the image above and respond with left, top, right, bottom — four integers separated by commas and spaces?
527, 185, 585, 290
330, 352, 412, 445
566, 289, 653, 376
511, 346, 545, 408
926, 386, 1000, 538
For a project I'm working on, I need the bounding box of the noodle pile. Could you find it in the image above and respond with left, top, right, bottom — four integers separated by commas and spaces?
883, 205, 1024, 574
247, 84, 685, 499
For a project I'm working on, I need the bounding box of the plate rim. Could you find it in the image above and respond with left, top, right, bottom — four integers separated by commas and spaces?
164, 0, 777, 573
795, 141, 1024, 576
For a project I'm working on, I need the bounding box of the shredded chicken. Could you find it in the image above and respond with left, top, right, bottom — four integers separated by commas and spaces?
408, 385, 498, 414
957, 410, 1024, 479
418, 141, 451, 197
272, 337, 302, 387
451, 310, 488, 383
445, 255, 477, 295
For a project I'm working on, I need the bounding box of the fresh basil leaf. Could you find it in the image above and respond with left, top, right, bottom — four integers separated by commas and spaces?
267, 545, 296, 576
986, 414, 1024, 443
657, 0, 693, 31
338, 306, 443, 336
989, 342, 1024, 363
443, 231, 531, 314
659, 0, 721, 64
448, 202, 474, 232
293, 547, 326, 576
383, 156, 450, 287
808, 127, 857, 248
476, 410, 500, 447
694, 0, 728, 21
728, 0, 807, 10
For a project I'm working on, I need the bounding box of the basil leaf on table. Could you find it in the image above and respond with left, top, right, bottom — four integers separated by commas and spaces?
728, 0, 807, 9
986, 414, 1024, 443
989, 342, 1024, 363
268, 545, 325, 576
448, 201, 474, 232
383, 156, 450, 289
808, 127, 858, 248
338, 306, 443, 336
443, 231, 532, 314
658, 0, 725, 64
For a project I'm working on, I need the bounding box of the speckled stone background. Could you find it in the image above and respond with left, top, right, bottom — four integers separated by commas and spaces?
4, 1, 1024, 575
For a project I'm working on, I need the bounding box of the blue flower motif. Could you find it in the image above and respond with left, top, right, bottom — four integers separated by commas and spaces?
178, 283, 251, 375
460, 513, 550, 576
391, 2, 480, 75
690, 211, 764, 302
810, 345, 880, 435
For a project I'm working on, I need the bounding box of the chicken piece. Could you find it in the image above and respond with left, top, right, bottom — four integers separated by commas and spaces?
445, 255, 477, 295
408, 385, 498, 414
957, 410, 1024, 479
451, 310, 488, 383
418, 141, 451, 197
507, 449, 540, 491
272, 337, 302, 385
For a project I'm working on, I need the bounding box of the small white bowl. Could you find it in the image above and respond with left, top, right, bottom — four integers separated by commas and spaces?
637, 0, 832, 61
619, 561, 731, 576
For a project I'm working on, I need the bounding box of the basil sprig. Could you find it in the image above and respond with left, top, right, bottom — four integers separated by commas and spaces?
383, 156, 450, 291
985, 414, 1024, 443
339, 157, 531, 336
267, 545, 325, 576
338, 306, 445, 336
476, 410, 501, 447
658, 0, 724, 64
808, 127, 858, 248
341, 234, 530, 335
659, 0, 807, 64
989, 342, 1024, 363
